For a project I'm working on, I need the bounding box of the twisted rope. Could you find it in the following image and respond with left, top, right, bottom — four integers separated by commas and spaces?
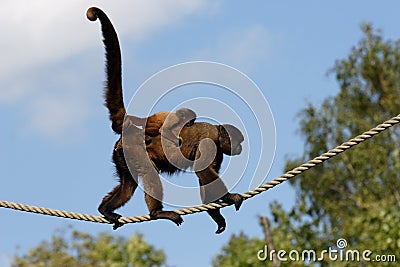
1, 114, 400, 225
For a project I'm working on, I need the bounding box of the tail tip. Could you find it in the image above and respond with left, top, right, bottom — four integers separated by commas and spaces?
86, 7, 100, 21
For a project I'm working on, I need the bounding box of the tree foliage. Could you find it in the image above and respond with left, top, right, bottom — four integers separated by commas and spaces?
213, 233, 266, 267
12, 228, 166, 267
214, 24, 400, 266
280, 23, 400, 255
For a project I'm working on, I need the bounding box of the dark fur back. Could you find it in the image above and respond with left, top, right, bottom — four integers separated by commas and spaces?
87, 7, 126, 134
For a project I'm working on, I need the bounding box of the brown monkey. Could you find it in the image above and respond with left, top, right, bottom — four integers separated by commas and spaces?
87, 7, 184, 228
87, 7, 244, 233
128, 108, 197, 146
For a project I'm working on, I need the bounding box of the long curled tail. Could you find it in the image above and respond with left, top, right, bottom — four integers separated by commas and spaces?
87, 7, 126, 134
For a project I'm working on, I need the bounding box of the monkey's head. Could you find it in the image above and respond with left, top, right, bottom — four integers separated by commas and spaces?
176, 108, 197, 126
218, 124, 244, 156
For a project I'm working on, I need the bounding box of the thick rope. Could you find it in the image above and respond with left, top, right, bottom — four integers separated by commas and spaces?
1, 114, 400, 225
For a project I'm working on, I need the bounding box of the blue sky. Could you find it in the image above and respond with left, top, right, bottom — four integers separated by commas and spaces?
2, 1, 400, 266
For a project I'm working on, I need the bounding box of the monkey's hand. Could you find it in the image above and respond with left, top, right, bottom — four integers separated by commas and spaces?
102, 212, 124, 230
222, 193, 244, 211
150, 210, 184, 226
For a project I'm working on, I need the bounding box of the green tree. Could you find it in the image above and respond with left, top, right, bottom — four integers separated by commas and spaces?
214, 24, 400, 266
12, 228, 167, 267
213, 233, 266, 267
278, 23, 400, 260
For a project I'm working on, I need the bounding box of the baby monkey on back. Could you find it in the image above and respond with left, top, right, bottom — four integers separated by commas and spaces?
128, 108, 197, 146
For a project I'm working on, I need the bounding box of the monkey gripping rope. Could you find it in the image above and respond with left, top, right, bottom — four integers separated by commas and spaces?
1, 114, 400, 225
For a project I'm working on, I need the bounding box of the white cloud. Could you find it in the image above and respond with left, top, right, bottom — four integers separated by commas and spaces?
194, 25, 270, 71
0, 0, 217, 141
0, 0, 212, 100
26, 92, 89, 141
222, 25, 270, 67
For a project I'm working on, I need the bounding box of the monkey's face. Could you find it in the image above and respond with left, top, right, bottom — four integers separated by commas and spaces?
218, 124, 244, 156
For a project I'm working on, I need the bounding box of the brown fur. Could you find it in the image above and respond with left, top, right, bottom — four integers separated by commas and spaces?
128, 108, 196, 146
87, 7, 244, 233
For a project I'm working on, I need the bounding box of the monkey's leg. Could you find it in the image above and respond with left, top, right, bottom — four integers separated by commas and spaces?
197, 159, 244, 211
196, 164, 230, 203
207, 210, 226, 234
195, 161, 244, 233
122, 131, 183, 227
195, 165, 230, 233
199, 186, 226, 234
142, 170, 183, 226
98, 148, 138, 230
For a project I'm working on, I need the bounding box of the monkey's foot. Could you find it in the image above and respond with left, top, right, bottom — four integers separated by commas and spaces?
222, 193, 244, 211
105, 218, 124, 230
112, 220, 124, 230
150, 210, 184, 226
100, 211, 124, 230
215, 223, 226, 234
206, 209, 226, 234
107, 214, 124, 230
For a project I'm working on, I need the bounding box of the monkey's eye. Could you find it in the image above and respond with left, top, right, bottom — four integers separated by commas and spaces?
185, 120, 194, 127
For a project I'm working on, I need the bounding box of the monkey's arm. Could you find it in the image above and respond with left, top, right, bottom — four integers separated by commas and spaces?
193, 143, 229, 234
193, 138, 243, 234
